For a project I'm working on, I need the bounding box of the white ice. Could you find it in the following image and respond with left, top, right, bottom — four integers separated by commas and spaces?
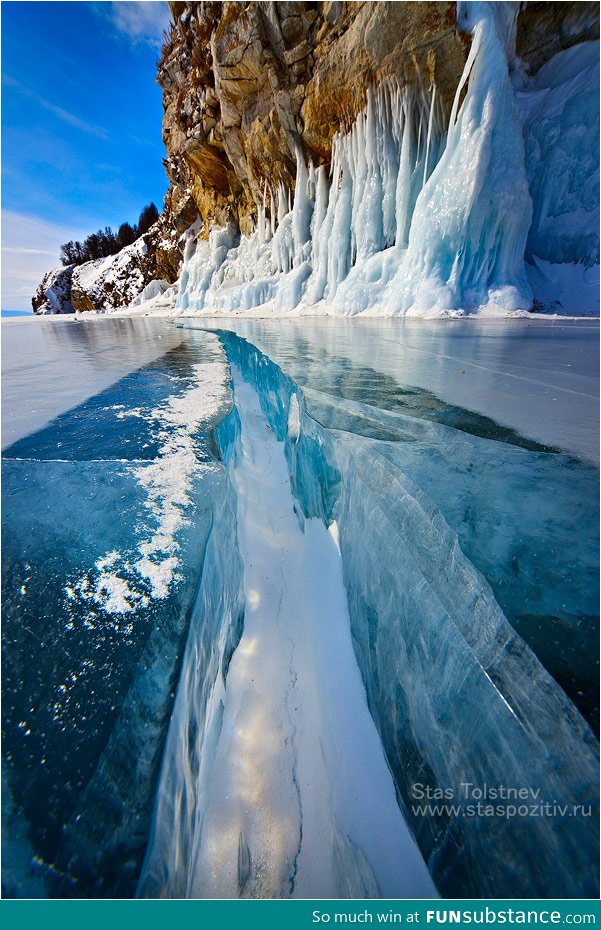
131, 347, 231, 599
518, 41, 600, 269
142, 366, 436, 898
65, 332, 231, 615
384, 1, 532, 315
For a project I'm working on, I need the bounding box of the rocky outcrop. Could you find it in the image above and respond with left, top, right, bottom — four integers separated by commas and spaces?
516, 1, 599, 74
32, 264, 75, 315
32, 215, 183, 315
159, 1, 467, 236
159, 1, 599, 240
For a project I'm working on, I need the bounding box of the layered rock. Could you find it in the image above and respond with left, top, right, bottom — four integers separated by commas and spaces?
160, 1, 598, 240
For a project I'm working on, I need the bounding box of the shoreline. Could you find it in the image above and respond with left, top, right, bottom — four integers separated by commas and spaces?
6, 310, 601, 325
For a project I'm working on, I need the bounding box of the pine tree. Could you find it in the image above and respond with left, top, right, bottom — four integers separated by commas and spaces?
137, 202, 159, 236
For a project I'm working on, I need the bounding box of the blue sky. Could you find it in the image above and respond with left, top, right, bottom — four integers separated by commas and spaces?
2, 0, 171, 309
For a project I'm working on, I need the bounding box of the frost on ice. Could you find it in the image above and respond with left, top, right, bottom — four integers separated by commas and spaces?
66, 333, 231, 616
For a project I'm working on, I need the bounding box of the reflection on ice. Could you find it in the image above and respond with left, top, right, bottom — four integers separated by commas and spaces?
198, 317, 600, 464
1, 317, 185, 449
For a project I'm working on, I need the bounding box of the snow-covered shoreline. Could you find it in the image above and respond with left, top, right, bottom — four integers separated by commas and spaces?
45, 302, 601, 323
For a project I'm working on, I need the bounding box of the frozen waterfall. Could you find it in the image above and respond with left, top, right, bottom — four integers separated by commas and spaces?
384, 1, 533, 314
173, 1, 598, 318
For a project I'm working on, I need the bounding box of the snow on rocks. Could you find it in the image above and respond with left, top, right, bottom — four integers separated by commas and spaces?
32, 264, 75, 315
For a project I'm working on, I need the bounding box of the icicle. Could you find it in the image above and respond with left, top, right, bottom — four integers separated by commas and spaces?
351, 86, 384, 262
257, 181, 269, 242
269, 189, 276, 233
395, 95, 414, 248
257, 200, 265, 245
277, 183, 288, 226
388, 1, 533, 314
422, 84, 437, 188
176, 71, 463, 315
291, 144, 313, 260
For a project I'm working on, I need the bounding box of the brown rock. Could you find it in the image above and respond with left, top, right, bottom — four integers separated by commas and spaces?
159, 2, 469, 237
516, 1, 599, 74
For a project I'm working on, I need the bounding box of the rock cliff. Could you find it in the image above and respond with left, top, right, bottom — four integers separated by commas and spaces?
159, 1, 468, 236
159, 0, 598, 237
33, 0, 599, 314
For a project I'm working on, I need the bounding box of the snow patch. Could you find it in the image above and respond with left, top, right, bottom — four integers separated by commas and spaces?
66, 334, 231, 614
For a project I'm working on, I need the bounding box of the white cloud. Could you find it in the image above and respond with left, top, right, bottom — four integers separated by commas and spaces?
3, 74, 109, 139
1, 211, 87, 311
101, 1, 171, 49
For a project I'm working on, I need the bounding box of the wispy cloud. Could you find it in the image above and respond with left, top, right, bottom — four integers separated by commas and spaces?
92, 1, 171, 50
3, 74, 109, 139
2, 211, 87, 310
42, 101, 109, 139
3, 247, 58, 256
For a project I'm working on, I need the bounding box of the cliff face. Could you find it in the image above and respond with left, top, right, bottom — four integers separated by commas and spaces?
516, 1, 599, 72
160, 1, 467, 236
33, 1, 599, 314
159, 0, 598, 239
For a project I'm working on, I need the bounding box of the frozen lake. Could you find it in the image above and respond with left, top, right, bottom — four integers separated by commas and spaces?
198, 317, 600, 464
2, 316, 599, 899
3, 316, 599, 462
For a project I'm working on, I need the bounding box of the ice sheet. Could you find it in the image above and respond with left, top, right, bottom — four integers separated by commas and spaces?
1, 317, 184, 448
197, 317, 600, 464
140, 366, 436, 899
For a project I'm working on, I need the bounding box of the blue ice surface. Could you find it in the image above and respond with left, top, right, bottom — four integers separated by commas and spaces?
1, 332, 232, 896
264, 319, 599, 728
219, 325, 599, 899
2, 318, 599, 899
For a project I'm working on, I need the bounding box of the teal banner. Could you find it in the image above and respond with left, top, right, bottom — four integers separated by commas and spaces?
0, 900, 599, 930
